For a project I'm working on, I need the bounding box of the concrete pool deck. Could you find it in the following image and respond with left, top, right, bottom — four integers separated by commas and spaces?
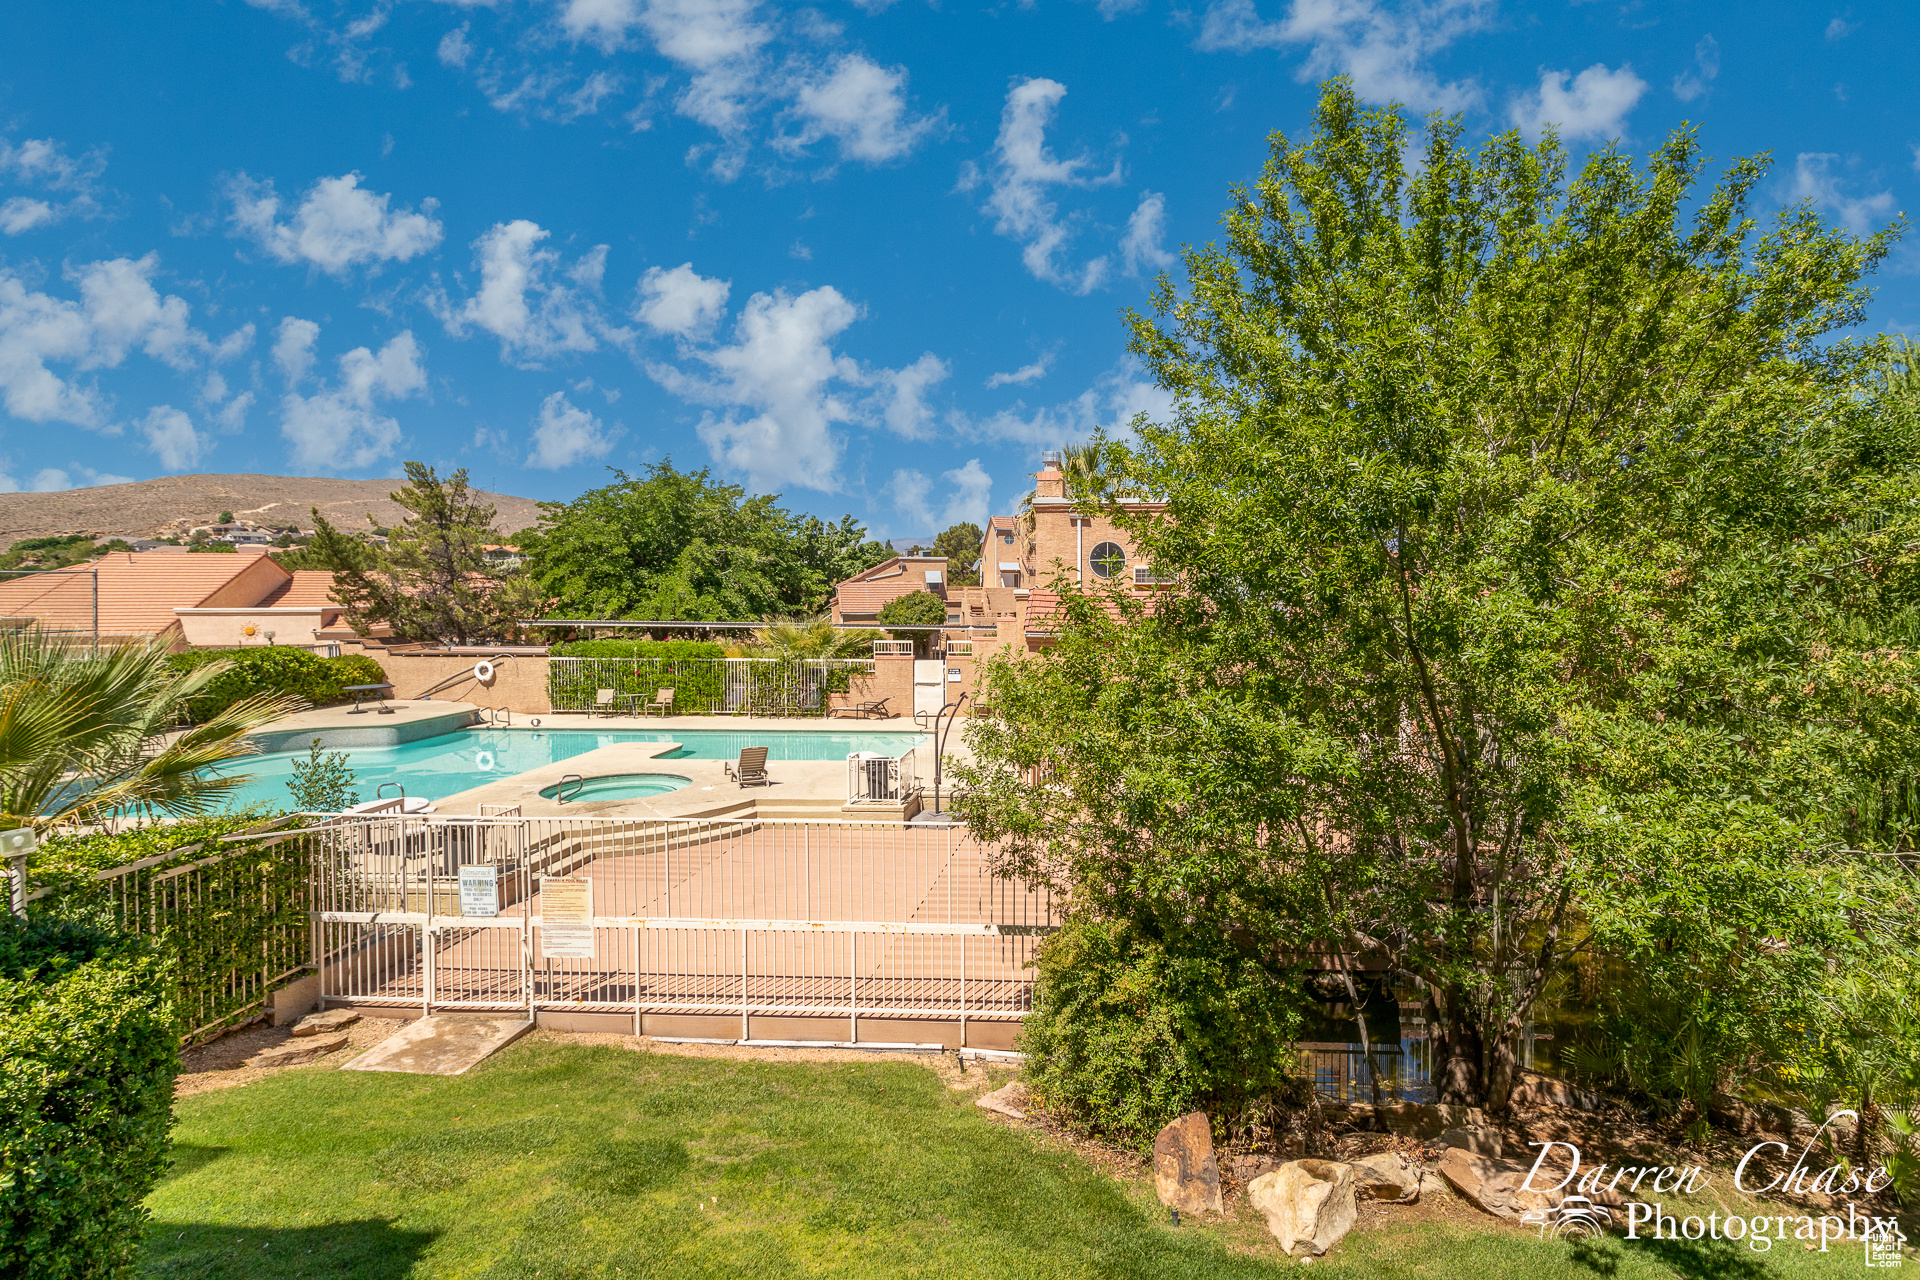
246, 700, 483, 753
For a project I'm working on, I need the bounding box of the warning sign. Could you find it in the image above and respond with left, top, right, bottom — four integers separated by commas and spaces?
458, 865, 498, 918
539, 876, 593, 959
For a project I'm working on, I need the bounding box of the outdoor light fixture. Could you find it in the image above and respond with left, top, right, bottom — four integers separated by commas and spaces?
1, 827, 37, 919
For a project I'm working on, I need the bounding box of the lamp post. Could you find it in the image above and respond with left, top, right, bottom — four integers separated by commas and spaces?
929, 691, 968, 817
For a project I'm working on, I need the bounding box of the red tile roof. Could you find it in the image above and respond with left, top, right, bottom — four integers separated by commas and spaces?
0, 552, 291, 637
259, 570, 341, 610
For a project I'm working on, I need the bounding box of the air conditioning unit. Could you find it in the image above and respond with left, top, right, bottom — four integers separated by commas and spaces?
848, 752, 899, 801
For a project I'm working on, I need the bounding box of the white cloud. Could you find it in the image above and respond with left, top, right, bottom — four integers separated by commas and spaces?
278, 329, 426, 470
0, 136, 108, 233
0, 254, 215, 429
635, 262, 730, 337
526, 390, 618, 468
892, 458, 993, 535
435, 220, 615, 365
273, 316, 321, 385
560, 0, 770, 153
875, 352, 948, 440
1120, 190, 1176, 276
971, 363, 1172, 446
1789, 153, 1896, 235
228, 172, 443, 276
0, 198, 58, 236
1508, 63, 1647, 142
780, 54, 938, 164
438, 23, 473, 68
1196, 0, 1492, 113
973, 78, 1121, 294
139, 405, 206, 471
1825, 16, 1857, 40
213, 391, 255, 433
0, 465, 132, 494
1672, 34, 1719, 103
647, 285, 864, 491
985, 353, 1053, 389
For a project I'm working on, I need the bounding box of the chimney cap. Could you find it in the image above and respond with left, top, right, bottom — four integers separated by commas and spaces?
1040, 448, 1064, 468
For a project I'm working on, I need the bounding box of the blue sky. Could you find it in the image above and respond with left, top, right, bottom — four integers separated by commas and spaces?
0, 0, 1914, 538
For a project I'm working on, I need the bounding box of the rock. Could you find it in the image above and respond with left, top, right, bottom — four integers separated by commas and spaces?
291, 1008, 361, 1037
1348, 1151, 1421, 1202
245, 1032, 349, 1068
975, 1082, 1028, 1120
1226, 1154, 1282, 1186
1438, 1124, 1504, 1158
1248, 1160, 1358, 1257
1510, 1071, 1603, 1112
1153, 1112, 1224, 1215
1418, 1170, 1456, 1202
1436, 1148, 1557, 1222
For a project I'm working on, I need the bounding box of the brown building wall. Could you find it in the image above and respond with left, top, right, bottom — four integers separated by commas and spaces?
337, 643, 555, 714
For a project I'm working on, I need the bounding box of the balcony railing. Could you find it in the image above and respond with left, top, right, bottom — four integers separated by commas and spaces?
944, 640, 974, 657
872, 640, 915, 657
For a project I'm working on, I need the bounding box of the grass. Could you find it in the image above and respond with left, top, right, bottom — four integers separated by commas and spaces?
145, 1041, 1901, 1279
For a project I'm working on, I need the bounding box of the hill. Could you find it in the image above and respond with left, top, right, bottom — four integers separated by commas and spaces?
0, 474, 547, 550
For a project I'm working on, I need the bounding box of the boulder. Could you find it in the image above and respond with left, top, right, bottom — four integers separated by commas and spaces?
1247, 1160, 1358, 1257
291, 1008, 362, 1037
1225, 1154, 1282, 1187
1510, 1071, 1603, 1112
245, 1032, 349, 1068
1348, 1151, 1421, 1202
1435, 1148, 1557, 1222
974, 1082, 1028, 1120
1153, 1112, 1224, 1215
1438, 1124, 1504, 1158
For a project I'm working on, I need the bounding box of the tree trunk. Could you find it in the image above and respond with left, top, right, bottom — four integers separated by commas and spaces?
1482, 1022, 1519, 1115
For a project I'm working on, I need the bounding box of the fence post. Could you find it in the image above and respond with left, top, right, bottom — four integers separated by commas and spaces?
740, 926, 749, 1042
849, 930, 857, 1045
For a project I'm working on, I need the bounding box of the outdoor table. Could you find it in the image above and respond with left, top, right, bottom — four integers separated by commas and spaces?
344, 683, 396, 714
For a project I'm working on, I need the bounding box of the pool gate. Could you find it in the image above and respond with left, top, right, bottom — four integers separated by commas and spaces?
310, 816, 1057, 1049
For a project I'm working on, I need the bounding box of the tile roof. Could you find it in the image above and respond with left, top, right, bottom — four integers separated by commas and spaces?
0, 552, 290, 637
258, 570, 341, 610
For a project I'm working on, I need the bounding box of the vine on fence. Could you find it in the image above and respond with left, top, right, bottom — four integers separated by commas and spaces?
546, 656, 872, 715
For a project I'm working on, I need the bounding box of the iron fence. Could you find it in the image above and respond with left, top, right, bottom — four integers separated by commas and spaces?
309, 815, 1055, 1040
548, 657, 875, 716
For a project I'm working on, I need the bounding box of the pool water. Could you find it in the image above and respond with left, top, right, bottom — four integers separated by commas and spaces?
211, 728, 925, 811
538, 773, 693, 801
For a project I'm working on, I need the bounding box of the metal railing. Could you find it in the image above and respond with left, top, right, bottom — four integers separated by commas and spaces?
871, 640, 915, 657
309, 815, 1055, 1039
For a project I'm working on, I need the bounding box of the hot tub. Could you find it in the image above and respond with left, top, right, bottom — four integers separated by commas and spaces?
539, 773, 693, 802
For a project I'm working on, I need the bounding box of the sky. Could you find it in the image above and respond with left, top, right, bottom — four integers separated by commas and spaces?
0, 1, 1915, 539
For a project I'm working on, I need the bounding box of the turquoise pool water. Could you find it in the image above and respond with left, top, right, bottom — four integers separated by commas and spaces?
211, 728, 925, 811
538, 773, 693, 801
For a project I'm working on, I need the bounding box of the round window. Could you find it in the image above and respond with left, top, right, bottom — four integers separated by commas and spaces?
1089, 541, 1127, 579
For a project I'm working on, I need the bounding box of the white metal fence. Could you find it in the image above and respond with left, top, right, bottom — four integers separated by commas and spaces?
309, 815, 1054, 1041
548, 657, 875, 716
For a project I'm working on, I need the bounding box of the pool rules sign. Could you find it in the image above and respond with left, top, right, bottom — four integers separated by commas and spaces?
540, 877, 593, 959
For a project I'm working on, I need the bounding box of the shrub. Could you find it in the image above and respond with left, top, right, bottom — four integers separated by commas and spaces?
547, 639, 727, 660
1018, 918, 1305, 1151
876, 591, 946, 628
165, 648, 389, 721
285, 738, 359, 811
0, 917, 178, 1279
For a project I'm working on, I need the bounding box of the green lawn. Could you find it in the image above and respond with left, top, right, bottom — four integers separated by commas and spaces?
144, 1041, 1899, 1279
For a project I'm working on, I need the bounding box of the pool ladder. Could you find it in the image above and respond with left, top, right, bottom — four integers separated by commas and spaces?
554, 774, 584, 804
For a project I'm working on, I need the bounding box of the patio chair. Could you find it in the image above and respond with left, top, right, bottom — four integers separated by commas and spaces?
594, 688, 617, 717
725, 746, 771, 788
829, 696, 891, 720
643, 687, 675, 716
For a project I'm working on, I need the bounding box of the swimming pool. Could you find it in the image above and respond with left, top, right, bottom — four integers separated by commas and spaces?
210, 727, 926, 811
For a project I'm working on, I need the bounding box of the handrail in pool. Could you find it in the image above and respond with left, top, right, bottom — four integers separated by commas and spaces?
555, 773, 584, 804
376, 782, 406, 801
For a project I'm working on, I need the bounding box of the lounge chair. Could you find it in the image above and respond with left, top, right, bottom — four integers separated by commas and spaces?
725, 746, 771, 788
829, 696, 891, 720
643, 687, 675, 716
594, 688, 617, 717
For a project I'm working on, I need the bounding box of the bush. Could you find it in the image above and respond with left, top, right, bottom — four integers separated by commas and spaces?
1018, 918, 1305, 1151
285, 738, 359, 811
165, 648, 390, 721
0, 917, 178, 1278
876, 591, 946, 628
547, 639, 727, 660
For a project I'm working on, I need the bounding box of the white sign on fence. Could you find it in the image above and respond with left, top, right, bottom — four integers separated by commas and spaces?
540, 876, 594, 959
458, 865, 499, 918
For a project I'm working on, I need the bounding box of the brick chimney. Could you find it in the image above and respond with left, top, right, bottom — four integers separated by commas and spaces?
1035, 449, 1065, 499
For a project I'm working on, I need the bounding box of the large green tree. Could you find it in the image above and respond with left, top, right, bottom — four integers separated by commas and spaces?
518, 462, 890, 620
310, 462, 539, 644
958, 82, 1919, 1115
931, 522, 983, 586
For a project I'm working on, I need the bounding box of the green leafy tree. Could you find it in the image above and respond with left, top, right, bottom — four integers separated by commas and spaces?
519, 462, 891, 621
285, 737, 359, 811
931, 522, 982, 586
308, 462, 542, 644
877, 590, 948, 656
0, 630, 301, 828
959, 81, 1917, 1114
726, 614, 874, 661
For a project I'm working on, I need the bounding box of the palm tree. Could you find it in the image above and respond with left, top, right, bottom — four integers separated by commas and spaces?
726, 614, 874, 661
0, 630, 304, 828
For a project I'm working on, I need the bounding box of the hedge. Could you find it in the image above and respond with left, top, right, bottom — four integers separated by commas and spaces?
166, 648, 388, 721
0, 917, 177, 1279
549, 655, 727, 713
547, 639, 728, 660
